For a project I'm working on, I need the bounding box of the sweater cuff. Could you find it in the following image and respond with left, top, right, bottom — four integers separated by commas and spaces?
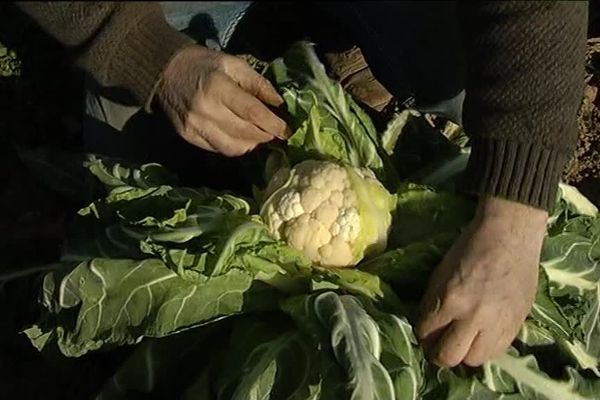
109, 10, 195, 112
461, 138, 569, 211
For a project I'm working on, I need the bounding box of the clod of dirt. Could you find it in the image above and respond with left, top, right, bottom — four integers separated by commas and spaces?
563, 38, 600, 205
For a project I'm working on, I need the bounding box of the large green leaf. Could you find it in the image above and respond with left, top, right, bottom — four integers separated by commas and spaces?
517, 321, 555, 347
267, 42, 395, 186
359, 235, 455, 299
561, 340, 600, 377
26, 258, 257, 357
530, 270, 575, 341
283, 292, 395, 400
555, 184, 599, 219
433, 368, 509, 400
541, 231, 600, 297
370, 309, 426, 400
228, 331, 318, 400
581, 284, 600, 359
561, 283, 600, 375
391, 183, 474, 247
489, 352, 593, 400
63, 157, 313, 291
83, 154, 178, 190
566, 368, 600, 400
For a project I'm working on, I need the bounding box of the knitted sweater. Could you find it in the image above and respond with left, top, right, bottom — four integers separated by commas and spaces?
15, 1, 589, 210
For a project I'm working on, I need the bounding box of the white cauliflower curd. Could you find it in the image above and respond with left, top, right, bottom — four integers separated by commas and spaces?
260, 160, 395, 267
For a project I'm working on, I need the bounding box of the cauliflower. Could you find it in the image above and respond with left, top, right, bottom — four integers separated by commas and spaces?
261, 160, 396, 268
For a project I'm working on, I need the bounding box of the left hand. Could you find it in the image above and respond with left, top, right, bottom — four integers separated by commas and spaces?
415, 196, 548, 367
157, 45, 289, 157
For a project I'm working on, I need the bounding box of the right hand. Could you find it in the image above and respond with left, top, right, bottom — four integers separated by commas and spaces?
157, 45, 290, 157
415, 197, 545, 368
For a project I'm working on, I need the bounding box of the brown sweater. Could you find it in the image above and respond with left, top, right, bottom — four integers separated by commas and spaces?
15, 1, 588, 211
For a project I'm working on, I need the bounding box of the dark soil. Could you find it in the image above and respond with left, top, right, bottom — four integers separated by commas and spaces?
563, 38, 600, 205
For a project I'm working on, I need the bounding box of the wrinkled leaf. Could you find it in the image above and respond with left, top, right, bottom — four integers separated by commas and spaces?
34, 258, 256, 357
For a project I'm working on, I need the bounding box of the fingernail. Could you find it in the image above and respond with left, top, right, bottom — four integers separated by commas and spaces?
272, 124, 293, 141
273, 126, 292, 141
274, 94, 284, 106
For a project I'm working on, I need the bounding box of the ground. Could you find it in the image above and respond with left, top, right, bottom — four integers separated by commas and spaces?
564, 38, 600, 203
0, 3, 599, 399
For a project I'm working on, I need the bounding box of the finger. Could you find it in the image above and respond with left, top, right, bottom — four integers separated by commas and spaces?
463, 327, 515, 367
187, 115, 255, 157
221, 78, 289, 140
191, 86, 274, 145
432, 319, 479, 368
416, 295, 453, 342
225, 56, 284, 106
180, 127, 217, 153
462, 331, 490, 367
418, 325, 446, 356
216, 107, 274, 144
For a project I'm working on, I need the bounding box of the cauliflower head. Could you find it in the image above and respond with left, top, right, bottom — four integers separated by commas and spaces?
261, 160, 395, 267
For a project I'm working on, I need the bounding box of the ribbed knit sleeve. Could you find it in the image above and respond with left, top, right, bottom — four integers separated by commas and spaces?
459, 1, 588, 210
15, 2, 195, 110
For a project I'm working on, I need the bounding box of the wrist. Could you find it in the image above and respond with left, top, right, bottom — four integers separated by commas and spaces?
475, 196, 548, 230
158, 45, 207, 92
109, 6, 195, 112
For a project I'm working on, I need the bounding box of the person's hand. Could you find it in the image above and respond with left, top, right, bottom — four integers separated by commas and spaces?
157, 45, 290, 156
415, 197, 548, 367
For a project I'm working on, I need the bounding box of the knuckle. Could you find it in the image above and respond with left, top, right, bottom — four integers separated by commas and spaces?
202, 99, 221, 116
181, 119, 197, 137
255, 76, 276, 98
193, 91, 220, 115
205, 51, 225, 69
442, 290, 465, 309
202, 79, 219, 98
192, 99, 210, 115
255, 75, 270, 90
222, 53, 241, 65
221, 55, 246, 75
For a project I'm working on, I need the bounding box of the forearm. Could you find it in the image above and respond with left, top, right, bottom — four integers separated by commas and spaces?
16, 1, 194, 109
459, 1, 588, 210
